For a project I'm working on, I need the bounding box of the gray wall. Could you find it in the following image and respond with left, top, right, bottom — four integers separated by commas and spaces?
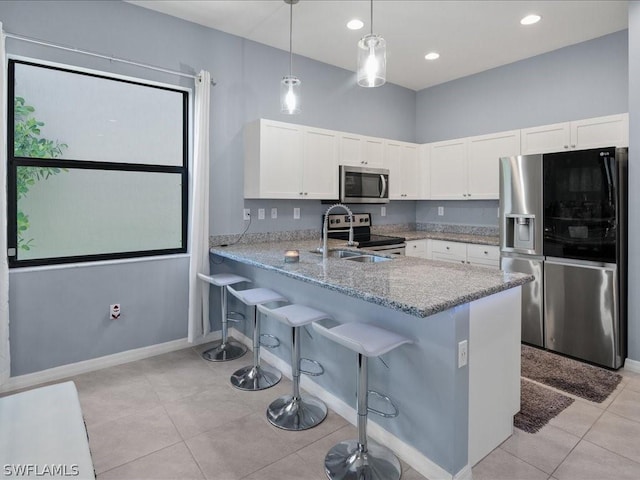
416, 30, 628, 143
417, 200, 499, 227
0, 0, 416, 375
628, 1, 639, 363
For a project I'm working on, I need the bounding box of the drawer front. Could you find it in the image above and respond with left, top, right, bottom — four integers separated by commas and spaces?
406, 240, 428, 257
468, 257, 500, 268
431, 240, 467, 258
466, 244, 499, 261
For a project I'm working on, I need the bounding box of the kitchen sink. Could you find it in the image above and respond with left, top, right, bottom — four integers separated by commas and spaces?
310, 249, 362, 258
343, 254, 392, 263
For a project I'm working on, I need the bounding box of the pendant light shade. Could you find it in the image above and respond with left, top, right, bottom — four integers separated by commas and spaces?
357, 0, 386, 87
281, 0, 301, 114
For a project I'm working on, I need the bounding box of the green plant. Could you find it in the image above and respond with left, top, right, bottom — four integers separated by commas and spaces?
14, 96, 68, 251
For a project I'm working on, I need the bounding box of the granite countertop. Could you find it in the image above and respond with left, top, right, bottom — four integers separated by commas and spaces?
210, 239, 531, 319
389, 230, 500, 246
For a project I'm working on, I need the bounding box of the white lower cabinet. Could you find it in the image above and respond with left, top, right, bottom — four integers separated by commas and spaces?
405, 239, 429, 258
423, 240, 500, 268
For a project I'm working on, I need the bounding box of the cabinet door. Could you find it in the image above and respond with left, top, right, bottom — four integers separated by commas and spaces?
363, 136, 385, 167
385, 141, 403, 199
430, 240, 467, 264
400, 143, 420, 199
303, 127, 339, 199
339, 133, 363, 166
405, 239, 428, 258
467, 130, 520, 200
571, 113, 629, 149
430, 139, 467, 200
385, 141, 420, 200
260, 121, 303, 198
418, 144, 431, 199
520, 122, 571, 155
466, 244, 500, 268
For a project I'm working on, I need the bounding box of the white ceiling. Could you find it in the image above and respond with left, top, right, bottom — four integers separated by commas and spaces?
127, 0, 628, 91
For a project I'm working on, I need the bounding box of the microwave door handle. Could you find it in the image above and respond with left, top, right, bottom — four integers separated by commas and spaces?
380, 175, 387, 198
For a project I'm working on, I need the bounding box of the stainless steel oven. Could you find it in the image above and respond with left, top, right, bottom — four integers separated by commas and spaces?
339, 165, 389, 204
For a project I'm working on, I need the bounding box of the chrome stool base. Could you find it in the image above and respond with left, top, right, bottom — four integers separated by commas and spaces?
230, 364, 281, 391
324, 439, 402, 480
202, 339, 247, 362
267, 394, 328, 431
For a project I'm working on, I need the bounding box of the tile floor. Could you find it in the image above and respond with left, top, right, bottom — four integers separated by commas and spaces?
11, 343, 640, 480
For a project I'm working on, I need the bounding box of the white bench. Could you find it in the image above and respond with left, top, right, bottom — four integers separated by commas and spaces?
0, 381, 95, 479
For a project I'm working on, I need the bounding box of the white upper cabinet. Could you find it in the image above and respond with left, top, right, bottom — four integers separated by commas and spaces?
430, 138, 468, 199
385, 140, 420, 199
521, 113, 628, 155
339, 134, 384, 167
302, 127, 339, 199
418, 144, 431, 199
467, 130, 520, 199
244, 119, 337, 199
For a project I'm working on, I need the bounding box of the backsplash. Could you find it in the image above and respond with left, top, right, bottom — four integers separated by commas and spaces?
416, 223, 499, 236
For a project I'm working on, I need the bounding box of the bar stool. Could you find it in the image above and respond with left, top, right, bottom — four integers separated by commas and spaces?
257, 303, 329, 431
226, 285, 288, 391
313, 320, 412, 480
197, 273, 251, 362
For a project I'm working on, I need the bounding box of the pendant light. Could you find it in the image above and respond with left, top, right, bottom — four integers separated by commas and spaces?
357, 0, 386, 87
281, 0, 301, 114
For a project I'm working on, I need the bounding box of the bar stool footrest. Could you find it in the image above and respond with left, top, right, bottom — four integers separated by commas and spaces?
226, 311, 245, 323
367, 390, 399, 418
259, 334, 280, 349
299, 358, 324, 376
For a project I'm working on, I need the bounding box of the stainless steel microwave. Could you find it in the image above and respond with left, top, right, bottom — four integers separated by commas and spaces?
339, 165, 389, 204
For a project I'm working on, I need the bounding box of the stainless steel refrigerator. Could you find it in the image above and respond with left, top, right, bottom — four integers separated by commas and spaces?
500, 147, 627, 369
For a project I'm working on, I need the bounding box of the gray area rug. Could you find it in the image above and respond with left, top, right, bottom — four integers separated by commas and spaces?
515, 379, 574, 434
521, 345, 622, 403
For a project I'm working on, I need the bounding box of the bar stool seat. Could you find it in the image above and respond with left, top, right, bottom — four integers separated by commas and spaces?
197, 273, 251, 362
258, 304, 330, 431
313, 320, 412, 480
227, 285, 288, 391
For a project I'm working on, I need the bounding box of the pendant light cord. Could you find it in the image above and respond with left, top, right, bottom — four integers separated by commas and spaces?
289, 1, 293, 76
370, 0, 374, 35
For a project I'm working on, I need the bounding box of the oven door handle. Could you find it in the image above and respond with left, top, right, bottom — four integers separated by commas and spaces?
380, 175, 387, 198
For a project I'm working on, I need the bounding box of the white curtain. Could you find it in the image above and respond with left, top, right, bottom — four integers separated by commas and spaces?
0, 24, 10, 385
187, 70, 211, 342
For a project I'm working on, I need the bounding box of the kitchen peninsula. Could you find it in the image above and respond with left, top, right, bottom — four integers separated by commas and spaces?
209, 240, 531, 479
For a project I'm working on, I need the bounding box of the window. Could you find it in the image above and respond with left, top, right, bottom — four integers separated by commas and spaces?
7, 59, 188, 267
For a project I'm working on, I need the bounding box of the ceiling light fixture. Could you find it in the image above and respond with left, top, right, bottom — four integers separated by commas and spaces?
424, 52, 440, 61
357, 0, 386, 88
347, 19, 364, 30
281, 0, 300, 115
520, 14, 541, 25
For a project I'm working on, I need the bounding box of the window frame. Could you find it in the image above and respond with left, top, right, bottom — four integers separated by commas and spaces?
7, 58, 189, 268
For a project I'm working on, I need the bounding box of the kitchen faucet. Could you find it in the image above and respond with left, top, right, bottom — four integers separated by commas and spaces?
319, 203, 355, 261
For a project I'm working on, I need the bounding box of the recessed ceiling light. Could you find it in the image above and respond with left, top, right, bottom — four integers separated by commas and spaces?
520, 14, 541, 26
347, 19, 364, 30
424, 52, 440, 61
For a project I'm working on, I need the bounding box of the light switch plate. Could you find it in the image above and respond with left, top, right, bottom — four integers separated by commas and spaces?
258, 208, 265, 220
438, 206, 444, 216
381, 206, 386, 217
271, 208, 278, 219
243, 208, 250, 221
293, 207, 300, 219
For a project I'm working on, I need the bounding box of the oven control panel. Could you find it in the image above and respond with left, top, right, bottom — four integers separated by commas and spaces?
326, 213, 370, 230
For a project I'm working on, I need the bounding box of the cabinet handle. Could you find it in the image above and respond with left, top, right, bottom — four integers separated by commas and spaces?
467, 193, 471, 197
299, 192, 303, 195
571, 144, 576, 148
564, 145, 569, 149
466, 261, 470, 264
484, 251, 488, 255
461, 260, 466, 264
446, 246, 450, 250
304, 192, 308, 195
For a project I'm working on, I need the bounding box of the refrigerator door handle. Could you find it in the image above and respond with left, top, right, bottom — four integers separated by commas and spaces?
544, 257, 616, 270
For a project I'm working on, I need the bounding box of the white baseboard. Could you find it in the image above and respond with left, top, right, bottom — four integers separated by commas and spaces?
232, 328, 466, 480
0, 331, 221, 394
624, 357, 640, 374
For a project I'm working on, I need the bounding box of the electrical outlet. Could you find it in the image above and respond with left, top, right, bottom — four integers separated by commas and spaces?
458, 340, 468, 368
381, 206, 386, 217
293, 207, 300, 219
438, 206, 444, 216
258, 208, 265, 220
271, 208, 278, 219
110, 304, 121, 320
243, 208, 250, 221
